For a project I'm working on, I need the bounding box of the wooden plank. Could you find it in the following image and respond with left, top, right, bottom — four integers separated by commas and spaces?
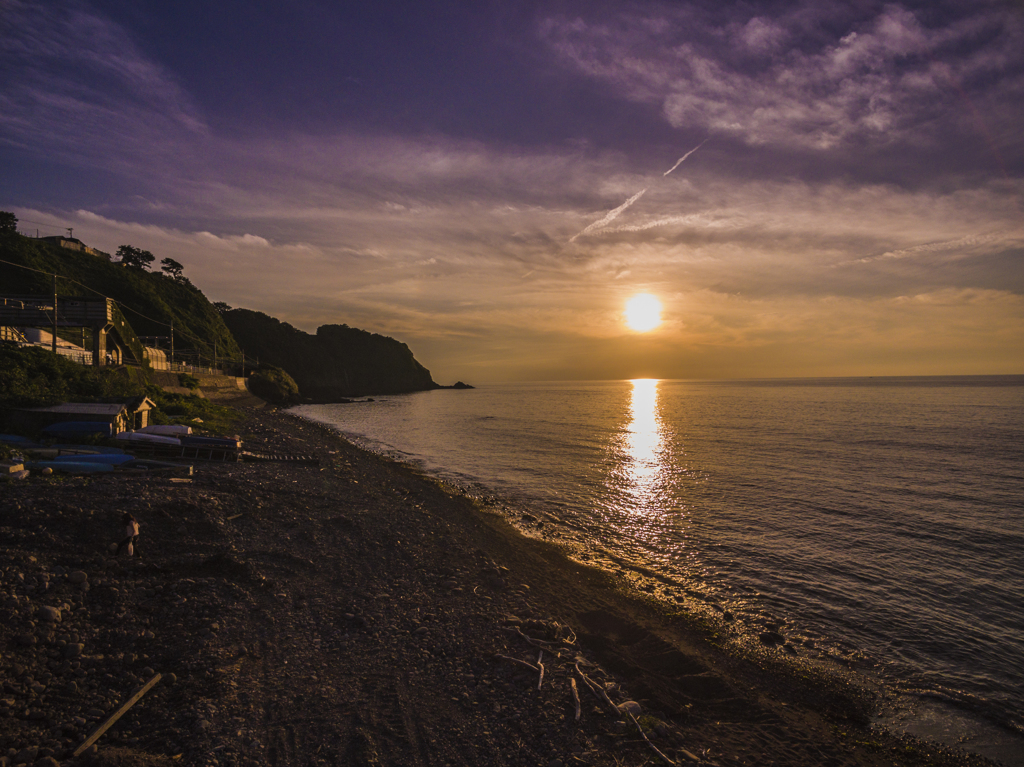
73, 673, 162, 757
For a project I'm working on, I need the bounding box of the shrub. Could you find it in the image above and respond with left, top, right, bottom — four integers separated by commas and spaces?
247, 365, 300, 405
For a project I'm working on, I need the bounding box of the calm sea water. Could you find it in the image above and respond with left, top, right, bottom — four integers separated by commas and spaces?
294, 376, 1024, 764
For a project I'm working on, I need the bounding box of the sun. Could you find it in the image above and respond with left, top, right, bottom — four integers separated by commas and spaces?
624, 294, 663, 332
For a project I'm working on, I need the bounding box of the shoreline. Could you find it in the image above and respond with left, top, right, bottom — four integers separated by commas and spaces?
291, 394, 1024, 767
0, 408, 1002, 766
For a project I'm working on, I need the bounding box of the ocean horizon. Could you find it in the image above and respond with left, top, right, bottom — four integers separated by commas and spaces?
294, 374, 1024, 766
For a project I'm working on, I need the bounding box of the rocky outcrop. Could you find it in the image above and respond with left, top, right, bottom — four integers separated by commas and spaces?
222, 309, 437, 400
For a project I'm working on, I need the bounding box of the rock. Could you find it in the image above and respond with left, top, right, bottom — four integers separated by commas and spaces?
14, 747, 37, 764
63, 643, 84, 659
38, 606, 61, 623
35, 757, 60, 767
68, 571, 88, 585
758, 630, 785, 646
617, 700, 642, 716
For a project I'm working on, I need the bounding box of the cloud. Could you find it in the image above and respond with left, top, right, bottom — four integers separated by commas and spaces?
0, 0, 206, 167
3, 1, 1021, 379
540, 3, 1024, 151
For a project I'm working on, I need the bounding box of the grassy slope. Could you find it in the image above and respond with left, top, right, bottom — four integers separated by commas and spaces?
0, 233, 240, 362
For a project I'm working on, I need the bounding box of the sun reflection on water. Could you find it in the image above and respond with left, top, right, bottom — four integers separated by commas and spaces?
624, 378, 664, 507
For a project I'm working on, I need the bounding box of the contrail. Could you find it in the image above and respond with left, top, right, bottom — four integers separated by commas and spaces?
570, 188, 647, 243
663, 139, 707, 176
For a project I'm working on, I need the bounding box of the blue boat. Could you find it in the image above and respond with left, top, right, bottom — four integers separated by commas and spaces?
26, 460, 114, 474
49, 453, 136, 466
50, 444, 126, 455
40, 422, 114, 438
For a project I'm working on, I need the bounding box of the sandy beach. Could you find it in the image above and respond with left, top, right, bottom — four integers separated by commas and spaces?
0, 408, 999, 767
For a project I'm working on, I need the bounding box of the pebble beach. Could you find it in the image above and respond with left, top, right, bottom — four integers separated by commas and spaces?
0, 408, 1001, 767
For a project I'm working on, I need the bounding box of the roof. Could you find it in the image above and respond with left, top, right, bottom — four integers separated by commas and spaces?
25, 397, 156, 415
28, 403, 128, 416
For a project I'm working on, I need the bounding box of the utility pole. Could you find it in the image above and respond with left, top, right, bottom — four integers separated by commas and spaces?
52, 274, 58, 356
214, 341, 217, 371
170, 322, 175, 370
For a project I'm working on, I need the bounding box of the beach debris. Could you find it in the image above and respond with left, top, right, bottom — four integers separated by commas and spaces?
503, 625, 571, 651
575, 663, 617, 714
240, 450, 319, 465
494, 653, 539, 673
73, 672, 162, 757
116, 513, 140, 557
537, 650, 545, 690
1, 465, 29, 480
570, 677, 581, 721
627, 710, 678, 766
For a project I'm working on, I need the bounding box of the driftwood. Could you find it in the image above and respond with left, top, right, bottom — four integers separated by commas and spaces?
570, 677, 581, 721
503, 626, 560, 650
575, 663, 618, 714
495, 653, 539, 673
74, 673, 162, 757
627, 710, 677, 765
536, 650, 545, 690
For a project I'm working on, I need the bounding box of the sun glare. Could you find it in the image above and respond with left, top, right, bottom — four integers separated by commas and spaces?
624, 294, 663, 332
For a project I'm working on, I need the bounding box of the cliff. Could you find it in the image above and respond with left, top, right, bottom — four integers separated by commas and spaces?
221, 308, 437, 400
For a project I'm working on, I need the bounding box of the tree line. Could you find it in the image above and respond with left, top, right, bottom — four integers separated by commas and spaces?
1, 210, 190, 283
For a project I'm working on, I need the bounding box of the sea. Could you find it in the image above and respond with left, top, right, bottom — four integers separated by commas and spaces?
293, 376, 1024, 765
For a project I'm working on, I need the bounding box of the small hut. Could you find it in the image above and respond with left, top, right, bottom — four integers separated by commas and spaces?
11, 397, 156, 435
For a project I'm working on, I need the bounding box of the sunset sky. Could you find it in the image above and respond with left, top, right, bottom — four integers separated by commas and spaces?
2, 0, 1022, 383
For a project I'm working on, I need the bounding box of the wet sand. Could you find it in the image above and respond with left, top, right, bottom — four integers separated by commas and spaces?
0, 408, 1000, 766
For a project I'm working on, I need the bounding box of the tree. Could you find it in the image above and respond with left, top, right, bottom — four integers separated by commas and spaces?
213, 301, 232, 313
0, 211, 17, 234
160, 257, 185, 280
116, 245, 155, 270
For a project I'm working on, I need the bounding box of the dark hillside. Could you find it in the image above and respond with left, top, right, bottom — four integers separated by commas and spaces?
223, 308, 437, 399
0, 234, 239, 363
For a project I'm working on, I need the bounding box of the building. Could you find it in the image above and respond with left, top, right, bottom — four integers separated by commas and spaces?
9, 397, 156, 435
40, 236, 111, 260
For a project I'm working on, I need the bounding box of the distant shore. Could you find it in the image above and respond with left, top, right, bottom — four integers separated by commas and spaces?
0, 408, 997, 766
